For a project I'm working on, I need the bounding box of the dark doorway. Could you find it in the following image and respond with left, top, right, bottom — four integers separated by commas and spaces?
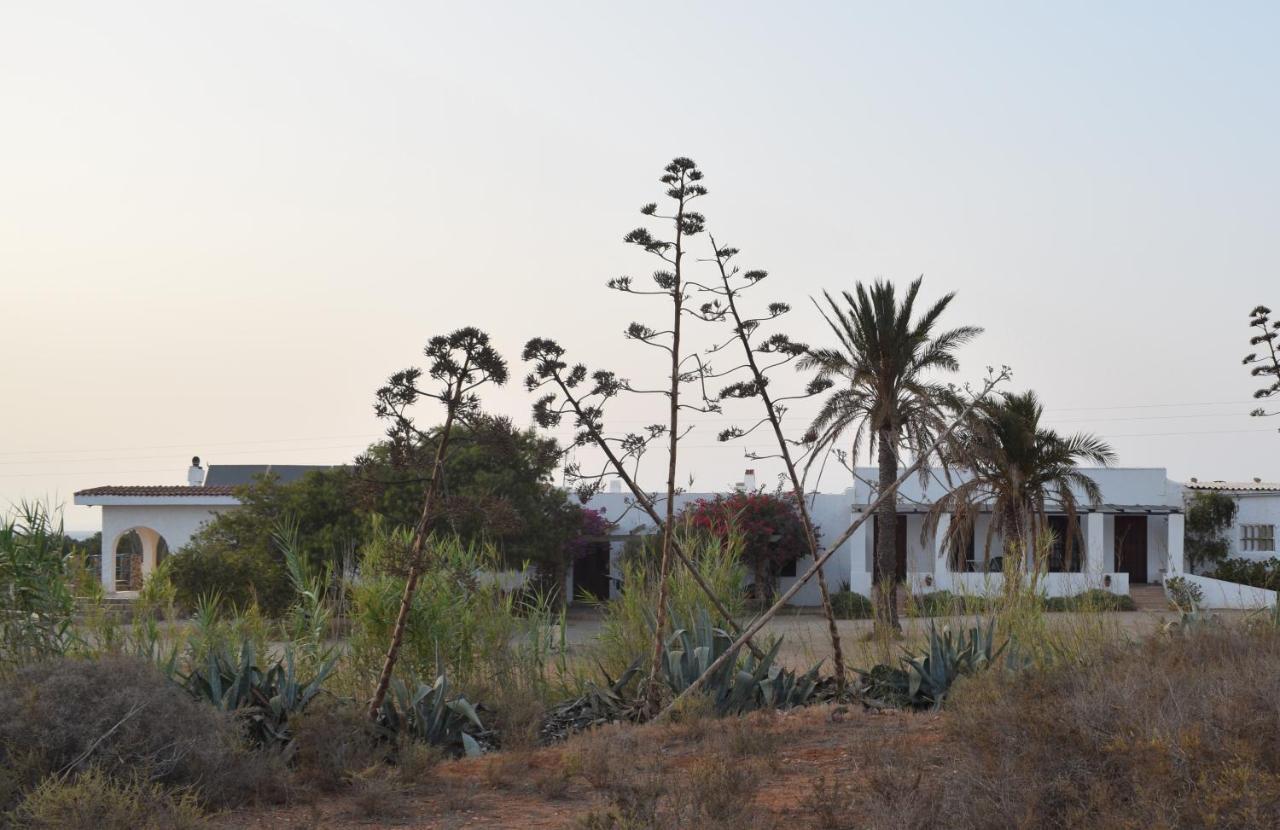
1046, 516, 1084, 573
1114, 515, 1148, 584
573, 545, 612, 602
872, 515, 908, 584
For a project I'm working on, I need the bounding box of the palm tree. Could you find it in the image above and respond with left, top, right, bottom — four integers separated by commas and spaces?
801, 277, 981, 631
925, 390, 1116, 574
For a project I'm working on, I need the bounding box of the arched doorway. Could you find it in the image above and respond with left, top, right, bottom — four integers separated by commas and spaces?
112, 527, 169, 592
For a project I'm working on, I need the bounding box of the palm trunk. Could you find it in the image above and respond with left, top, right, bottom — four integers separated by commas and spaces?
875, 427, 901, 633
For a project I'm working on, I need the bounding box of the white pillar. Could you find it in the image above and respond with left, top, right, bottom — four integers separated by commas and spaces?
933, 514, 951, 591
849, 511, 871, 596
1167, 512, 1185, 576
1084, 511, 1105, 579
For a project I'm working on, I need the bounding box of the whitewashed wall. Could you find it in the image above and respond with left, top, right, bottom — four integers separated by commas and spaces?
99, 503, 232, 593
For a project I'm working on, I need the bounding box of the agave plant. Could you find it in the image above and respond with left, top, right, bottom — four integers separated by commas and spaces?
376, 669, 488, 757
857, 619, 1006, 709
181, 638, 336, 748
539, 660, 646, 743
661, 608, 821, 715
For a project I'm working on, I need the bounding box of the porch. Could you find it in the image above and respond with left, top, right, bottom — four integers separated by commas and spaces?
843, 507, 1185, 600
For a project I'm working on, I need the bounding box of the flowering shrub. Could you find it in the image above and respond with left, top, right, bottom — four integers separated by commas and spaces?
681, 492, 810, 600
564, 508, 612, 561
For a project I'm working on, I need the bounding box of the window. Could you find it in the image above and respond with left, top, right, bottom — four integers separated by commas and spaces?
1242, 524, 1276, 552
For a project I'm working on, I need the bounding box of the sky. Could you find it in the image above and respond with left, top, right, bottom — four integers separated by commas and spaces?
1, 2, 1277, 532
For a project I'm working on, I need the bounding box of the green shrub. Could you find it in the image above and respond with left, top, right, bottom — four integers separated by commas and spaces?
1164, 576, 1204, 612
347, 527, 547, 694
0, 504, 78, 671
1212, 557, 1280, 591
1043, 590, 1137, 613
168, 543, 291, 618
9, 768, 209, 830
0, 655, 283, 811
594, 523, 746, 679
830, 590, 873, 619
906, 590, 991, 617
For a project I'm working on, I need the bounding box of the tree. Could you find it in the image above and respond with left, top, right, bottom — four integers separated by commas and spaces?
527, 158, 752, 714
1243, 304, 1280, 420
925, 390, 1115, 571
1185, 491, 1238, 573
357, 415, 581, 594
365, 327, 508, 720
800, 278, 981, 632
699, 238, 847, 685
681, 491, 808, 601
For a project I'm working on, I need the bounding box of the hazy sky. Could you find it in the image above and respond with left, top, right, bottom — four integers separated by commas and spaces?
2, 2, 1277, 531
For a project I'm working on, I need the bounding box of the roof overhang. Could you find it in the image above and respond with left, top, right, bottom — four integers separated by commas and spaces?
853, 503, 1183, 515
74, 494, 242, 507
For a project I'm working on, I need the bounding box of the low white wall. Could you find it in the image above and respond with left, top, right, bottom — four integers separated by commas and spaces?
1168, 573, 1277, 609
922, 571, 1129, 599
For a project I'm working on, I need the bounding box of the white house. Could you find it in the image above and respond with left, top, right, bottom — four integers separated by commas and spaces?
582, 466, 1189, 606
1183, 478, 1280, 562
74, 458, 330, 595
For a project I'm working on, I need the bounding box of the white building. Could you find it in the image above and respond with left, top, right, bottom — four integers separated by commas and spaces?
582, 466, 1188, 605
1183, 478, 1280, 562
74, 458, 330, 595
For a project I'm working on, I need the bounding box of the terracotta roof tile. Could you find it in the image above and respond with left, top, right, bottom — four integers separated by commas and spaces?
74, 485, 239, 497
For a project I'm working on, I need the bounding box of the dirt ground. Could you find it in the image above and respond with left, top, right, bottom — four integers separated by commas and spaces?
220, 703, 940, 829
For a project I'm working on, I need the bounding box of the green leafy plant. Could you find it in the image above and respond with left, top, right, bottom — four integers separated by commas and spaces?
180, 639, 335, 749
376, 670, 487, 757
1043, 590, 1136, 612
0, 503, 78, 672
1164, 576, 1205, 612
830, 589, 874, 619
1211, 556, 1280, 590
857, 619, 1006, 709
659, 608, 821, 716
539, 661, 645, 743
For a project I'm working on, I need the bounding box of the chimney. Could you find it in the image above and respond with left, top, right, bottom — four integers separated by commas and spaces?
743, 468, 757, 492
187, 456, 204, 487
609, 479, 622, 494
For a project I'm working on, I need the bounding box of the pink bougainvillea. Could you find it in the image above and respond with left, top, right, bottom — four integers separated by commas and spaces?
680, 491, 811, 599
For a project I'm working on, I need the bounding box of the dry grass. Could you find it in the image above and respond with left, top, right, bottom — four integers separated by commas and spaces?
845, 623, 1280, 829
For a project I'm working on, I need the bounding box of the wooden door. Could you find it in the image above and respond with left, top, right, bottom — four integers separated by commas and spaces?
872, 515, 909, 584
1114, 516, 1148, 584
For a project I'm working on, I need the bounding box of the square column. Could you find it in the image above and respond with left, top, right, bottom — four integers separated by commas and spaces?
849, 511, 872, 596
1084, 511, 1105, 579
1166, 512, 1185, 575
933, 514, 951, 591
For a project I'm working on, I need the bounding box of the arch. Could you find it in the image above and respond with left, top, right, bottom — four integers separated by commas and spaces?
110, 526, 170, 592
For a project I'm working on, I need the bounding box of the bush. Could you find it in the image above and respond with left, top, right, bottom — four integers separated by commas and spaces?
1164, 576, 1204, 612
0, 655, 283, 812
347, 527, 550, 694
1043, 589, 1136, 613
906, 590, 991, 617
830, 590, 873, 619
852, 627, 1280, 828
594, 524, 746, 680
1213, 556, 1280, 591
9, 768, 209, 830
168, 542, 292, 618
290, 698, 388, 793
0, 504, 78, 671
